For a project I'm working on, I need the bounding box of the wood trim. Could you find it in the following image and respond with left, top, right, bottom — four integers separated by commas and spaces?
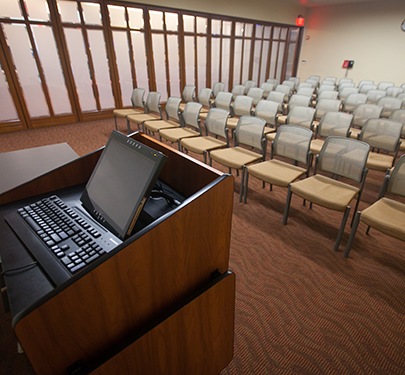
90, 272, 235, 375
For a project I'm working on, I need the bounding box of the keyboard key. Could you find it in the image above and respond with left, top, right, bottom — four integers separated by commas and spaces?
85, 253, 99, 264
23, 217, 41, 232
71, 262, 86, 273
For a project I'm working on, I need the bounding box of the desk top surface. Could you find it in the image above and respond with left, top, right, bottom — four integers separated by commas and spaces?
0, 143, 78, 195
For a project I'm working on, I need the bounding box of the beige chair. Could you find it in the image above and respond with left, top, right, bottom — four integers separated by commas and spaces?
267, 105, 315, 143
212, 82, 225, 98
267, 91, 286, 113
260, 82, 275, 99
359, 84, 377, 94
288, 77, 300, 90
396, 93, 405, 108
313, 98, 342, 128
243, 80, 257, 95
199, 91, 233, 121
126, 91, 163, 134
144, 96, 181, 134
179, 85, 196, 112
386, 87, 404, 98
254, 100, 279, 133
231, 85, 245, 101
266, 78, 279, 87
377, 97, 403, 118
339, 87, 359, 101
389, 109, 405, 151
113, 88, 145, 130
359, 118, 402, 172
283, 136, 370, 252
357, 80, 374, 89
180, 108, 230, 164
349, 103, 383, 139
159, 102, 203, 150
338, 78, 353, 87
244, 125, 313, 204
310, 111, 353, 156
308, 75, 321, 86
317, 85, 336, 95
227, 95, 254, 131
275, 84, 291, 103
297, 87, 315, 99
278, 94, 312, 124
297, 82, 313, 91
344, 154, 405, 258
338, 82, 356, 92
377, 81, 395, 91
323, 76, 337, 84
317, 90, 339, 101
282, 80, 295, 96
342, 93, 368, 113
197, 88, 213, 113
210, 115, 267, 202
247, 87, 265, 106
366, 89, 387, 104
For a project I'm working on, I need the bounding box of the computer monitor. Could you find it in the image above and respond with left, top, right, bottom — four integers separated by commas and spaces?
80, 130, 167, 240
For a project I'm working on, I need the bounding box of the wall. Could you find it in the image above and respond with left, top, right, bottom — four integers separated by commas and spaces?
298, 0, 405, 85
122, 0, 308, 25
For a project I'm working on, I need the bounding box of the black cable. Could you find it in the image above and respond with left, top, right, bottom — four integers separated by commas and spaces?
1, 261, 38, 276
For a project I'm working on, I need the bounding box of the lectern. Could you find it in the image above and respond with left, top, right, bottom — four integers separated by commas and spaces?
0, 132, 235, 375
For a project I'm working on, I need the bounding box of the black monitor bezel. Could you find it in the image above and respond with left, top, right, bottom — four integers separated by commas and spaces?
80, 131, 167, 240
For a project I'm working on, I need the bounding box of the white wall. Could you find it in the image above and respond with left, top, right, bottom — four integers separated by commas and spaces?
298, 0, 405, 86
123, 0, 308, 25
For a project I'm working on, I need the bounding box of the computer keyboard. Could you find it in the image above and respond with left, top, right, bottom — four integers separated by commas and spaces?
13, 195, 119, 280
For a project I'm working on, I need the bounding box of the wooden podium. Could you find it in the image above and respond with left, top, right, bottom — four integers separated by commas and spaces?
0, 132, 235, 375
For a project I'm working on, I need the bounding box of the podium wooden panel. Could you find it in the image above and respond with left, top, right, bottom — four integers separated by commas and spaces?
0, 132, 235, 375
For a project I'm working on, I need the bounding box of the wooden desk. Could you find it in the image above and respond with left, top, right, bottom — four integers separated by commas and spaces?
0, 143, 78, 195
0, 133, 235, 375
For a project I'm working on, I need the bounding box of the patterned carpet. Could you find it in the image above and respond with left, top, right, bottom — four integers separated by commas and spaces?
1, 118, 405, 374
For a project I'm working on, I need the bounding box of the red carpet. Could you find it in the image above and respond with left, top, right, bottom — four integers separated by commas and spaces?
1, 118, 405, 374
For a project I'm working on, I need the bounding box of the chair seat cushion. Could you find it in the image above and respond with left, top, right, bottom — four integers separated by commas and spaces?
144, 120, 179, 132
113, 108, 144, 118
349, 127, 361, 139
127, 113, 161, 124
266, 132, 276, 142
248, 159, 307, 187
291, 174, 359, 211
159, 128, 200, 142
210, 147, 262, 170
366, 152, 394, 171
310, 139, 324, 155
278, 115, 287, 124
180, 136, 226, 154
361, 197, 405, 242
226, 117, 239, 130
199, 112, 209, 120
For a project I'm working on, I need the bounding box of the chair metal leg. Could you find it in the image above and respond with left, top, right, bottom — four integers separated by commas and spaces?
126, 118, 131, 134
243, 170, 249, 204
344, 211, 361, 258
334, 206, 350, 252
239, 166, 246, 203
203, 151, 207, 164
283, 184, 293, 225
114, 116, 118, 130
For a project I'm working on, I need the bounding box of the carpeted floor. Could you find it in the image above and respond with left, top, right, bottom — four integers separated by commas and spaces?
1, 118, 405, 374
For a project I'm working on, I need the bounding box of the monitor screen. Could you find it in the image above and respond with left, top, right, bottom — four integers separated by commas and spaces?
80, 130, 167, 240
